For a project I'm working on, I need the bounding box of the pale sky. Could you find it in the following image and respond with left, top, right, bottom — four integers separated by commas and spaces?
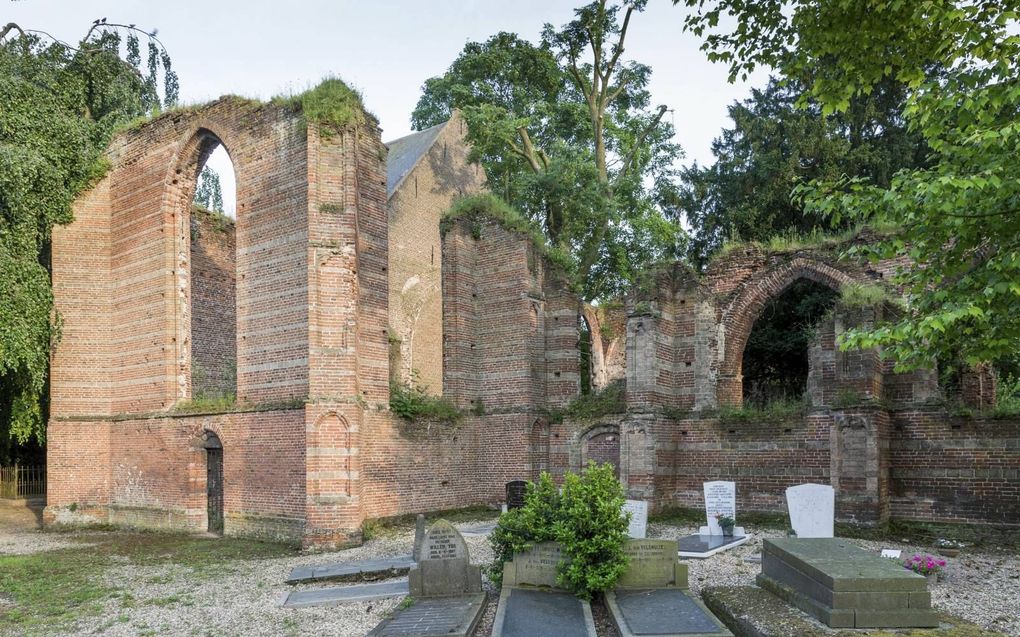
8, 0, 769, 215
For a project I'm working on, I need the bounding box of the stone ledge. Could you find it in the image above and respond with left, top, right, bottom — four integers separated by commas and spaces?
701, 586, 1000, 637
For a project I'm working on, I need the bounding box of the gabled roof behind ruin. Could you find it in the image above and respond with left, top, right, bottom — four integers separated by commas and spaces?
384, 120, 448, 198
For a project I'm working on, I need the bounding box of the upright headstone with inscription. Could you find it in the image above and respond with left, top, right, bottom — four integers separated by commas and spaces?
506, 480, 529, 510
623, 500, 648, 539
408, 519, 482, 598
502, 541, 566, 589
786, 483, 835, 538
703, 480, 737, 536
678, 480, 750, 558
370, 520, 486, 637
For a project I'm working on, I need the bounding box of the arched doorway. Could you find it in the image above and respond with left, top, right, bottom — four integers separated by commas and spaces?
201, 431, 224, 534
580, 424, 621, 478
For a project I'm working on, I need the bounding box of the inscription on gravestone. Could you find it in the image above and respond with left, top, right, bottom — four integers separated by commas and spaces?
505, 542, 565, 589
616, 539, 687, 589
506, 480, 528, 510
408, 520, 481, 598
704, 480, 736, 536
786, 483, 834, 539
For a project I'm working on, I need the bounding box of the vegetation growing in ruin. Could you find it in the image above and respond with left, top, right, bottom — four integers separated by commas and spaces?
838, 282, 897, 309
440, 193, 573, 273
274, 77, 373, 136
488, 464, 628, 599
679, 0, 1020, 372
389, 375, 462, 427
0, 22, 177, 461
546, 380, 625, 424
716, 397, 808, 425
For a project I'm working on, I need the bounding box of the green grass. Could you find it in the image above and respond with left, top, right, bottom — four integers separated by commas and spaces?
0, 531, 297, 635
716, 398, 808, 424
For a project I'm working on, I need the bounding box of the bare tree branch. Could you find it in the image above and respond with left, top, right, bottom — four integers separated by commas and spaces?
617, 104, 668, 180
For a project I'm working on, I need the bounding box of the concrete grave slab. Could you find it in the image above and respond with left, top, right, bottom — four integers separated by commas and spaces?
366, 593, 486, 637
281, 579, 409, 608
757, 538, 938, 629
285, 556, 414, 585
677, 533, 750, 559
492, 587, 596, 637
606, 588, 733, 637
786, 483, 835, 538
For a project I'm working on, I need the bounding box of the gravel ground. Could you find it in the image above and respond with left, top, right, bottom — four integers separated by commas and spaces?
2, 512, 1018, 637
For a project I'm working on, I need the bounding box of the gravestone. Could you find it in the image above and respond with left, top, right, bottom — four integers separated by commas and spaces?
494, 542, 596, 637
606, 539, 732, 636
408, 519, 482, 598
623, 499, 648, 539
502, 541, 565, 589
786, 483, 834, 538
372, 520, 485, 637
506, 480, 528, 510
678, 481, 750, 558
757, 538, 938, 629
703, 480, 736, 536
412, 513, 426, 561
616, 539, 688, 589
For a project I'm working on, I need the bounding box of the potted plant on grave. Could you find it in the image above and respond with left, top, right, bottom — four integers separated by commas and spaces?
715, 514, 736, 537
903, 554, 947, 587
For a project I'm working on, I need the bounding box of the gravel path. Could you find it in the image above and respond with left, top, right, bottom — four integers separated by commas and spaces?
2, 512, 1017, 637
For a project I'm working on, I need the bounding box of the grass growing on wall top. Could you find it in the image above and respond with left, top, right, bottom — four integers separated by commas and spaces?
440, 193, 573, 273
272, 77, 374, 135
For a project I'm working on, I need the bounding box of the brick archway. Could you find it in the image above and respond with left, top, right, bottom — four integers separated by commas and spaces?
167, 126, 240, 404
718, 258, 860, 406
579, 424, 621, 477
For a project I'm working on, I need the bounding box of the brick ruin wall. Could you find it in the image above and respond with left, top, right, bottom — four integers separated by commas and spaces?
49, 99, 1019, 543
190, 207, 236, 397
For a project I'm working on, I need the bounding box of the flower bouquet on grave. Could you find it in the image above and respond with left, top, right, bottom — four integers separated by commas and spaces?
903, 554, 947, 586
715, 513, 736, 537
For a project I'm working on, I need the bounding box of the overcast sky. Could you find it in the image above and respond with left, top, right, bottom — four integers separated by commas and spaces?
9, 0, 769, 214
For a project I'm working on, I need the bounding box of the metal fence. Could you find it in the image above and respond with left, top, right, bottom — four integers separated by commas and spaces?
0, 465, 46, 499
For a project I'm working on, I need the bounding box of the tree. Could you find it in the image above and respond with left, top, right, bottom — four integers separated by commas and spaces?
0, 20, 177, 460
680, 77, 928, 266
413, 2, 684, 389
194, 165, 223, 212
678, 0, 1020, 371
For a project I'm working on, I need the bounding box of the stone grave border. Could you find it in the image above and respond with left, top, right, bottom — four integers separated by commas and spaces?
604, 590, 733, 637
491, 586, 597, 637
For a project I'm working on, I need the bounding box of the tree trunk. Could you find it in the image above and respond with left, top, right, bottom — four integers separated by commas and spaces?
582, 303, 608, 391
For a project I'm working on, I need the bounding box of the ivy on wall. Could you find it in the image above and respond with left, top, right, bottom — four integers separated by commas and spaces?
0, 22, 176, 455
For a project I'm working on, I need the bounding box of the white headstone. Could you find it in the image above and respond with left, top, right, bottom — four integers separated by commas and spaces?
785, 483, 835, 538
703, 481, 736, 536
623, 500, 648, 539
880, 549, 902, 559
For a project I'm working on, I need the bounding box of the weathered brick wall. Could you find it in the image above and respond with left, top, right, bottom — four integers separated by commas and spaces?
387, 112, 485, 393
889, 410, 1020, 526
190, 207, 236, 397
441, 217, 580, 412
360, 414, 534, 517
649, 412, 831, 515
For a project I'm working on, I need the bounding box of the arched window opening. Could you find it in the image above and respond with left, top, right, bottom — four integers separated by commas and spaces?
200, 430, 224, 534
190, 142, 237, 402
741, 279, 839, 407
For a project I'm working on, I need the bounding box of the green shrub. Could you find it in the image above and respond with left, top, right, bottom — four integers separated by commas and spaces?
487, 463, 628, 599
717, 397, 807, 424
991, 374, 1020, 417
389, 375, 462, 426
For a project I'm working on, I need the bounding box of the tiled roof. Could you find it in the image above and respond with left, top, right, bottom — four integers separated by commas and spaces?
384, 120, 448, 198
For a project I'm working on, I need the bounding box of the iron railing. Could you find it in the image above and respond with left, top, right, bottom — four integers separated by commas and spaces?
0, 465, 46, 499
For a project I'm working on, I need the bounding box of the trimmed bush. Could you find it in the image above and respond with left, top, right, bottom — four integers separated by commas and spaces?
487, 463, 629, 599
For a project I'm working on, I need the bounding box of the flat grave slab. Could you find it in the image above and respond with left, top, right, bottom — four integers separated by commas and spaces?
677, 533, 750, 558
281, 579, 409, 608
606, 588, 733, 637
285, 556, 414, 584
757, 538, 938, 629
366, 593, 486, 637
492, 588, 596, 637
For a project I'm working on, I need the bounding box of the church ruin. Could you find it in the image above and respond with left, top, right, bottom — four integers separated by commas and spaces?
45, 92, 1017, 547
